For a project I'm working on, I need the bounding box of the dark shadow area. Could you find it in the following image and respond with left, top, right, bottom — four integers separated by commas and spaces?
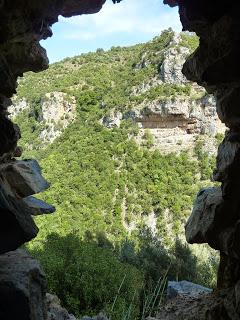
29, 228, 216, 319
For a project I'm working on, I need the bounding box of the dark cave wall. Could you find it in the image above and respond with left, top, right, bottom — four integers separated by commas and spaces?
165, 0, 240, 318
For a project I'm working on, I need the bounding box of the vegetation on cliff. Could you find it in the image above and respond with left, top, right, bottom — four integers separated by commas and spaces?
15, 30, 219, 319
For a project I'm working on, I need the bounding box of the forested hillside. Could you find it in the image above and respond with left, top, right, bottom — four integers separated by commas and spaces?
13, 29, 222, 319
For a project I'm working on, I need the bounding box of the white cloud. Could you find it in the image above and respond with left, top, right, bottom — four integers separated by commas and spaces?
60, 0, 181, 40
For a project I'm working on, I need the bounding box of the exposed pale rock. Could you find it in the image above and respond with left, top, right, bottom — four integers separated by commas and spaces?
0, 249, 47, 320
100, 111, 122, 128
8, 98, 29, 119
101, 95, 225, 155
39, 92, 76, 144
160, 45, 190, 84
0, 160, 50, 198
41, 92, 76, 124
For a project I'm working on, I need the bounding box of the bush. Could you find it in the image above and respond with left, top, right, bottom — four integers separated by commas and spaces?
30, 233, 143, 319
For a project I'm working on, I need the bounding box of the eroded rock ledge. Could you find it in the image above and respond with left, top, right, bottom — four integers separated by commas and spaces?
163, 0, 240, 318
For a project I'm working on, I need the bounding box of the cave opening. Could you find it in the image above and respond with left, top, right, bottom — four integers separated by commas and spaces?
0, 0, 239, 319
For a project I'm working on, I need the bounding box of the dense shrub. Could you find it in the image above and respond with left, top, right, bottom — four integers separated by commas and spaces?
30, 233, 143, 319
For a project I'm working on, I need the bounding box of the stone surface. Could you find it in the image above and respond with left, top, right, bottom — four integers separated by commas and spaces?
100, 94, 225, 155
100, 33, 225, 155
0, 249, 47, 320
152, 288, 240, 320
46, 293, 76, 320
185, 187, 223, 246
0, 186, 38, 254
160, 34, 190, 84
40, 92, 76, 143
167, 281, 212, 299
81, 313, 108, 320
0, 160, 50, 198
23, 196, 56, 216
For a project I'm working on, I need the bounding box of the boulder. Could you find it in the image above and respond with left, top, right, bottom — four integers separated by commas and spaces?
167, 281, 212, 299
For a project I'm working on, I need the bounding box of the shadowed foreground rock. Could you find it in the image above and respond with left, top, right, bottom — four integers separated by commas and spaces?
152, 287, 240, 320
0, 250, 47, 320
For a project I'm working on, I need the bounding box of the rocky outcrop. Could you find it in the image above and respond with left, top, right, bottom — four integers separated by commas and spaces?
160, 33, 190, 84
167, 281, 212, 299
46, 294, 77, 320
100, 32, 225, 155
8, 98, 29, 118
101, 94, 225, 154
152, 286, 240, 320
9, 92, 76, 144
0, 159, 55, 254
40, 92, 76, 143
135, 95, 225, 154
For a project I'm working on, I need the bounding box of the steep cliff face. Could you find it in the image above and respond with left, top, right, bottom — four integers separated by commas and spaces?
160, 33, 190, 84
10, 92, 76, 144
14, 30, 224, 157
100, 32, 225, 155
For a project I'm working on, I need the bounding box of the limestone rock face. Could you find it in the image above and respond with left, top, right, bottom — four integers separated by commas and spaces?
40, 92, 76, 143
100, 32, 225, 155
0, 249, 47, 320
160, 34, 190, 84
101, 94, 225, 154
8, 98, 29, 118
100, 110, 122, 128
9, 92, 76, 145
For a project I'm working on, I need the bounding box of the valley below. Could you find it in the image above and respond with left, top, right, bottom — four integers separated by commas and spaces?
12, 29, 224, 319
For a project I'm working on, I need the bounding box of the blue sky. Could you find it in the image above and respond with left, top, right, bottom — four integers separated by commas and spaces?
42, 0, 181, 63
